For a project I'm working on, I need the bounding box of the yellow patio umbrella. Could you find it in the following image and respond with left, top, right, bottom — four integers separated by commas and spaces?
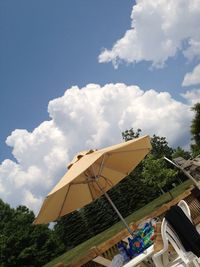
34, 135, 151, 235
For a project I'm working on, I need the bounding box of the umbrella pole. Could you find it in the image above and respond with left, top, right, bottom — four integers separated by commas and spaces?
96, 182, 133, 236
104, 191, 134, 236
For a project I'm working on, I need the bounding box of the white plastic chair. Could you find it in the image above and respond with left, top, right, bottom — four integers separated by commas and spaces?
152, 200, 200, 267
178, 200, 191, 221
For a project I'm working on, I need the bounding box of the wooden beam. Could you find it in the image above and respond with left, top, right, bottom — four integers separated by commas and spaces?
92, 256, 111, 266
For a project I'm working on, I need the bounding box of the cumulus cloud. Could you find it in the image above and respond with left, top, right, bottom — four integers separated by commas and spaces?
99, 0, 200, 68
181, 89, 200, 105
0, 84, 194, 213
182, 64, 200, 86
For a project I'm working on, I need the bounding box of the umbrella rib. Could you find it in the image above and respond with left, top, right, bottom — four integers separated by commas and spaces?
87, 181, 96, 201
71, 180, 91, 185
105, 147, 150, 154
97, 154, 107, 177
96, 163, 128, 176
99, 175, 114, 187
58, 181, 95, 218
58, 184, 72, 218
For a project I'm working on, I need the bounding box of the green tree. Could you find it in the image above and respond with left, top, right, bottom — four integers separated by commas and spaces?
0, 200, 64, 267
141, 155, 178, 198
150, 134, 173, 159
122, 128, 141, 141
54, 209, 90, 250
172, 146, 191, 160
122, 129, 173, 159
191, 103, 200, 156
113, 170, 159, 214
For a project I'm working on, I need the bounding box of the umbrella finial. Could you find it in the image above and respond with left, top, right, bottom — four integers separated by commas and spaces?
67, 149, 95, 169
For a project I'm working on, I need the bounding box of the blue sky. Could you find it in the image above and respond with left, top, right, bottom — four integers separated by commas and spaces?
0, 0, 133, 160
0, 0, 200, 211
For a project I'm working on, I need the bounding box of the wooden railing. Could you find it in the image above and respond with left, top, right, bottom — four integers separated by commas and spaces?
55, 187, 200, 267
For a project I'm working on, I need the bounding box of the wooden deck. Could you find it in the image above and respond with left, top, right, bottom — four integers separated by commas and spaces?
57, 187, 200, 267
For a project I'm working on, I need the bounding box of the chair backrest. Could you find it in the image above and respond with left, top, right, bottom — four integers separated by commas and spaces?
177, 200, 191, 221
161, 200, 196, 264
162, 218, 188, 258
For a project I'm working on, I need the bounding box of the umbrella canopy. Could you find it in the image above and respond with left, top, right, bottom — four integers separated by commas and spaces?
34, 135, 151, 224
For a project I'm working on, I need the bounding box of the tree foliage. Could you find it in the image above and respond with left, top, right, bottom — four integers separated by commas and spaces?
122, 129, 174, 159
111, 169, 159, 212
121, 128, 179, 194
172, 146, 191, 160
122, 128, 141, 141
191, 103, 200, 156
150, 135, 173, 159
141, 155, 178, 193
83, 197, 117, 237
54, 209, 91, 250
0, 200, 64, 267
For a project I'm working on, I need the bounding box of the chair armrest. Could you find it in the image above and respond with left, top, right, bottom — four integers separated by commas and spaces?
153, 245, 168, 258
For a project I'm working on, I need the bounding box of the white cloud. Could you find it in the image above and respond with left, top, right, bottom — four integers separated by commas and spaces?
181, 89, 200, 105
23, 190, 43, 212
182, 64, 200, 86
99, 0, 200, 68
0, 84, 194, 214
